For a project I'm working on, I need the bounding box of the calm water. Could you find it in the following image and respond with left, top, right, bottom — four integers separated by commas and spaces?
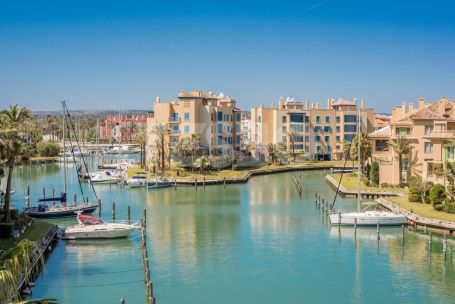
10, 161, 455, 304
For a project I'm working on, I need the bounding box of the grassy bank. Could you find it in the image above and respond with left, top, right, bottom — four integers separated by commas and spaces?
128, 160, 347, 180
329, 173, 403, 193
386, 196, 455, 223
0, 220, 53, 251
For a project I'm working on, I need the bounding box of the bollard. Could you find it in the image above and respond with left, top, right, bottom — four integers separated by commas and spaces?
128, 205, 131, 225
112, 202, 116, 221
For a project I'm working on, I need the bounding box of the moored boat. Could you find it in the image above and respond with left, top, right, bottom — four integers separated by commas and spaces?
147, 177, 172, 189
329, 210, 407, 226
62, 213, 140, 240
126, 173, 148, 188
25, 204, 97, 218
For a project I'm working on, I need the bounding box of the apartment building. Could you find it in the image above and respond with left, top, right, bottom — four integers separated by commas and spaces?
250, 97, 374, 160
147, 90, 241, 162
100, 114, 147, 143
369, 97, 455, 185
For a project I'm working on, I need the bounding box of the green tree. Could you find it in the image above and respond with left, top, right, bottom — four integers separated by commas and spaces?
370, 161, 379, 186
134, 132, 147, 167
390, 135, 412, 185
193, 156, 210, 174
0, 105, 33, 222
429, 184, 446, 211
151, 124, 170, 173
288, 131, 298, 161
349, 132, 371, 177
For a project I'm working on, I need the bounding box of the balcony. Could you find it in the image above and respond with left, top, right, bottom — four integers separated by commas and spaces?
423, 130, 455, 140
168, 117, 181, 123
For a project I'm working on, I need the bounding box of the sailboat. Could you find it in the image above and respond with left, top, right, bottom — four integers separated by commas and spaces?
329, 109, 407, 226
25, 101, 99, 218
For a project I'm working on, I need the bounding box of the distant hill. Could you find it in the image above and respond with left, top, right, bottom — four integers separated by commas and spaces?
34, 109, 151, 117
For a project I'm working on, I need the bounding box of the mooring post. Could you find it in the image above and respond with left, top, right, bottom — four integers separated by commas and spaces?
203, 176, 206, 188
43, 188, 46, 199
27, 185, 30, 197
112, 202, 116, 221
99, 200, 102, 216
338, 212, 341, 230
128, 205, 131, 225
402, 224, 405, 244
377, 223, 380, 240
428, 231, 432, 245
74, 194, 77, 206
53, 188, 55, 198
143, 208, 147, 228
120, 298, 125, 304
174, 179, 177, 190
195, 178, 197, 189
354, 218, 357, 235
224, 177, 226, 188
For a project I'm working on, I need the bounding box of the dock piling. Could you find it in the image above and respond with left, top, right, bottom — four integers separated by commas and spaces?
112, 202, 116, 221
195, 178, 197, 189
402, 225, 405, 245
443, 233, 448, 254
428, 231, 432, 245
43, 188, 45, 199
224, 177, 226, 188
120, 298, 125, 304
354, 218, 357, 235
128, 205, 131, 224
74, 194, 77, 206
203, 176, 206, 188
377, 223, 380, 240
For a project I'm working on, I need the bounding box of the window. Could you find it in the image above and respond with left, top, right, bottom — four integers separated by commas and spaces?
236, 124, 240, 132
425, 125, 434, 135
282, 126, 287, 133
218, 112, 223, 121
326, 145, 331, 152
257, 116, 262, 123
295, 135, 304, 142
282, 135, 287, 143
325, 116, 330, 123
172, 125, 179, 134
336, 116, 340, 123
217, 136, 222, 145
184, 112, 190, 121
236, 113, 241, 121
396, 127, 410, 135
305, 126, 309, 132
323, 126, 332, 133
290, 124, 304, 132
217, 123, 223, 133
293, 144, 304, 150
336, 126, 340, 132
316, 116, 321, 123
316, 146, 322, 152
424, 142, 433, 154
336, 136, 340, 143
170, 113, 179, 121
314, 126, 322, 132
344, 125, 357, 132
375, 140, 389, 151
344, 115, 357, 123
344, 134, 355, 141
325, 136, 330, 142
305, 116, 310, 123
305, 136, 309, 142
290, 114, 304, 123
282, 116, 287, 123
315, 135, 321, 142
447, 147, 455, 160
184, 125, 190, 134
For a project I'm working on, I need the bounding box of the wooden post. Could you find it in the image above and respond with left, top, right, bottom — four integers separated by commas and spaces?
74, 194, 77, 206
143, 208, 147, 228
338, 212, 341, 230
354, 218, 357, 235
402, 224, 405, 245
203, 176, 206, 188
195, 178, 197, 189
120, 298, 125, 304
99, 200, 102, 216
53, 188, 55, 198
428, 231, 432, 245
27, 186, 30, 196
112, 202, 116, 221
174, 179, 177, 190
43, 188, 46, 199
377, 222, 380, 240
128, 205, 131, 225
224, 177, 226, 188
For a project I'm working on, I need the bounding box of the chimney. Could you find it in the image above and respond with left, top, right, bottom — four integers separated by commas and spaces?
409, 102, 414, 113
311, 103, 314, 109
156, 96, 160, 104
327, 98, 331, 109
305, 101, 309, 110
271, 101, 275, 108
402, 102, 406, 114
316, 101, 320, 109
418, 97, 425, 109
361, 99, 365, 109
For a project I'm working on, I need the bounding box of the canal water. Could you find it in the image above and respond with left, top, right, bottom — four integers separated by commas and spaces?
10, 162, 455, 304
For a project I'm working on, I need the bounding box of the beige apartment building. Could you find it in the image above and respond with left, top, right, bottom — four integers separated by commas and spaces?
250, 97, 374, 160
369, 97, 455, 185
147, 90, 241, 164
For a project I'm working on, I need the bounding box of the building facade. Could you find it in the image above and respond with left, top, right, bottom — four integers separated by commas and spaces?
369, 97, 455, 185
147, 90, 241, 163
100, 114, 147, 143
250, 97, 374, 160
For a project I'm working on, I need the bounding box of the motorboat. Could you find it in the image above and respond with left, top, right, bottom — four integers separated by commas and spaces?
329, 210, 407, 226
25, 203, 97, 218
89, 171, 123, 184
62, 213, 140, 240
147, 177, 173, 189
126, 173, 148, 188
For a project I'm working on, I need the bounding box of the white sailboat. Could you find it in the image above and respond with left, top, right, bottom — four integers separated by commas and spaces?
62, 213, 140, 240
329, 109, 407, 226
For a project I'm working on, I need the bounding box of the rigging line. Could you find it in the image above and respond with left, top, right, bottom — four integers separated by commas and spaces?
43, 268, 143, 276
64, 117, 86, 199
37, 279, 143, 288
330, 135, 356, 211
64, 104, 99, 201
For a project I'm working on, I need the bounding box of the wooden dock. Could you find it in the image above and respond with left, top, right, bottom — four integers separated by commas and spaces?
377, 197, 455, 234
324, 175, 403, 198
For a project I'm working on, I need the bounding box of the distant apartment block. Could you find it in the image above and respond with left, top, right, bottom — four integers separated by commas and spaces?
369, 97, 455, 185
250, 97, 374, 160
100, 114, 147, 143
147, 90, 241, 162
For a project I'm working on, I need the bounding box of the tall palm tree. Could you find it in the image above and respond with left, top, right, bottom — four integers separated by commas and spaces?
390, 135, 412, 185
288, 131, 298, 161
349, 132, 372, 176
0, 105, 32, 222
189, 134, 201, 172
151, 124, 170, 173
134, 132, 147, 167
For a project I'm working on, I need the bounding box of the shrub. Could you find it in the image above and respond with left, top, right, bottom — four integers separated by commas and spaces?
408, 176, 432, 203
370, 161, 379, 186
444, 202, 455, 214
0, 222, 13, 238
429, 184, 446, 209
37, 141, 60, 157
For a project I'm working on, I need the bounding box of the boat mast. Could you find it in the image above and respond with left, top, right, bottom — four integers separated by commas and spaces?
357, 108, 361, 212
62, 100, 67, 194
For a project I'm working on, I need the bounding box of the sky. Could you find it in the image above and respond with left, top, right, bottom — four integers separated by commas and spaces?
0, 0, 454, 112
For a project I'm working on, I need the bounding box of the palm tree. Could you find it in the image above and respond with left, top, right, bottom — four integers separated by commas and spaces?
0, 105, 32, 222
390, 135, 412, 185
349, 132, 372, 177
172, 160, 183, 176
151, 124, 170, 173
193, 156, 210, 174
288, 131, 298, 161
189, 134, 201, 172
134, 132, 147, 167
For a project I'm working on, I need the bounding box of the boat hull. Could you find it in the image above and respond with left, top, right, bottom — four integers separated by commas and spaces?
329, 211, 407, 226
62, 225, 137, 240
25, 205, 97, 218
147, 182, 172, 189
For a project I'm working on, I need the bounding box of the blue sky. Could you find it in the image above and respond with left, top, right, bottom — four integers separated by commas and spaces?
0, 0, 454, 112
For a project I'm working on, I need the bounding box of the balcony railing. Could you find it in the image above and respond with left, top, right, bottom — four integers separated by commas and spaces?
423, 130, 455, 139
168, 117, 181, 123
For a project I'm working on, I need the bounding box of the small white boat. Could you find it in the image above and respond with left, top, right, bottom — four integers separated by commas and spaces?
62, 213, 140, 240
89, 171, 123, 184
126, 173, 148, 188
147, 177, 172, 189
329, 210, 407, 226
